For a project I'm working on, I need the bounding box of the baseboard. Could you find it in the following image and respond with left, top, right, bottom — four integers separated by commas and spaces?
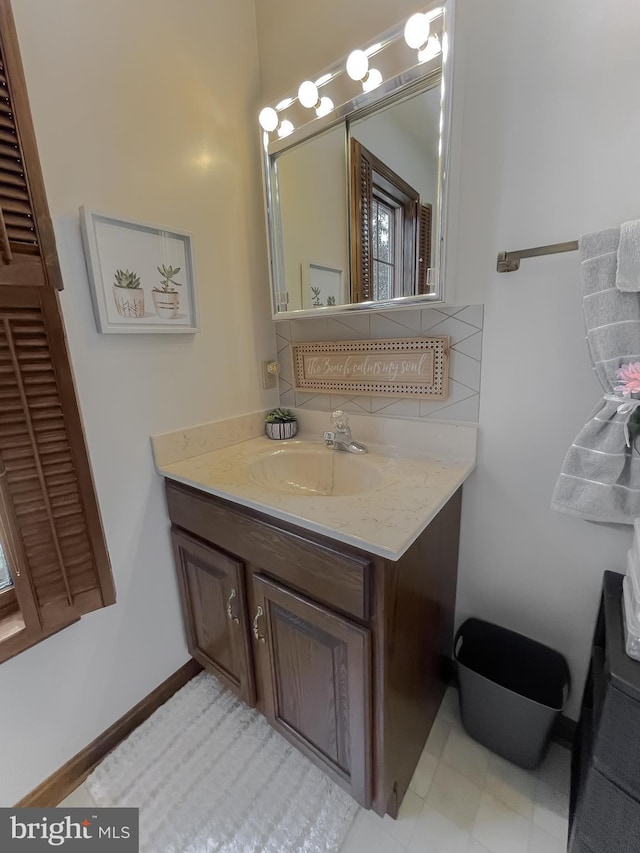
552, 713, 577, 750
16, 658, 203, 807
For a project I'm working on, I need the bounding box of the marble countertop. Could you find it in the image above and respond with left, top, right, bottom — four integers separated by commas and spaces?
154, 412, 476, 559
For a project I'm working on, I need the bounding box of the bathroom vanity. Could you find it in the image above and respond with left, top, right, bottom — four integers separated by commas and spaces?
153, 412, 476, 817
166, 479, 460, 816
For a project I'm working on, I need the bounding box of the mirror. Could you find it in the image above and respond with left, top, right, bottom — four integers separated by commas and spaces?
260, 1, 454, 319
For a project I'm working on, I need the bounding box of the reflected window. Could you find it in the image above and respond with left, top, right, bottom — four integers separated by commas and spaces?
0, 537, 19, 633
371, 196, 398, 301
0, 544, 11, 591
350, 138, 433, 302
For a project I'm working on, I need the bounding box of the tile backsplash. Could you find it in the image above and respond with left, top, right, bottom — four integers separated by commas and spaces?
276, 305, 483, 422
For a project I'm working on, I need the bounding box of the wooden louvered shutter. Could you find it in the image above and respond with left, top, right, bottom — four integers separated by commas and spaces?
349, 138, 373, 303
417, 202, 432, 294
0, 1, 114, 663
0, 2, 62, 290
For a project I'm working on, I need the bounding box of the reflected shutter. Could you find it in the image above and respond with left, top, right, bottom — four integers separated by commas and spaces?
417, 203, 432, 294
350, 138, 373, 303
0, 1, 114, 661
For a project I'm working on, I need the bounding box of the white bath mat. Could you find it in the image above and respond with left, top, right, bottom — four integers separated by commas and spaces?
86, 671, 358, 853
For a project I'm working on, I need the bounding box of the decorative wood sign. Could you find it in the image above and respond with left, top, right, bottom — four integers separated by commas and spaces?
291, 337, 450, 399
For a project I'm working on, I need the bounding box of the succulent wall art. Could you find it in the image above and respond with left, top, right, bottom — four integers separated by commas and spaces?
152, 265, 183, 319
112, 268, 144, 318
80, 208, 198, 333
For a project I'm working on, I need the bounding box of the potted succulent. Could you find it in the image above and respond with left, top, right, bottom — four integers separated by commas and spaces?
264, 408, 297, 440
113, 269, 144, 318
152, 264, 182, 319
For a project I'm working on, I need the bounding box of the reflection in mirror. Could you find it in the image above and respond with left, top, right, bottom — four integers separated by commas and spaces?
349, 84, 440, 302
259, 1, 454, 319
275, 125, 348, 311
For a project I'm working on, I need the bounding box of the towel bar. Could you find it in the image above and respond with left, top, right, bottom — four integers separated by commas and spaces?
497, 240, 579, 273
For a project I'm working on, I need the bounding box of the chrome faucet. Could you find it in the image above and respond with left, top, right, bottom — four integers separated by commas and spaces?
323, 410, 368, 453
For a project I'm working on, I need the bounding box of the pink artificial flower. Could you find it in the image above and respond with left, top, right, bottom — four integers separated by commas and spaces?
615, 361, 640, 397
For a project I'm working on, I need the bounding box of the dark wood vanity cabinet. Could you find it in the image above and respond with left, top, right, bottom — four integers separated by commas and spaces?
171, 529, 255, 704
165, 479, 462, 817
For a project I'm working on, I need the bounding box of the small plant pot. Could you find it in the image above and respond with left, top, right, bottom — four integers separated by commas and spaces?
265, 421, 297, 440
113, 285, 144, 319
152, 290, 180, 319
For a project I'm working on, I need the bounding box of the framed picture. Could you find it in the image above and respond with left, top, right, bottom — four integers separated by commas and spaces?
301, 261, 344, 309
79, 207, 199, 334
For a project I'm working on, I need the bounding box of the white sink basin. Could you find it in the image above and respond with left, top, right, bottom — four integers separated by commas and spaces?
248, 447, 384, 496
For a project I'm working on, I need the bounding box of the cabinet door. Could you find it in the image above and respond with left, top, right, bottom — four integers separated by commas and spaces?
172, 529, 255, 705
252, 574, 371, 806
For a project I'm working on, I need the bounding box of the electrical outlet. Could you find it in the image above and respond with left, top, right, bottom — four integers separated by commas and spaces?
261, 360, 278, 389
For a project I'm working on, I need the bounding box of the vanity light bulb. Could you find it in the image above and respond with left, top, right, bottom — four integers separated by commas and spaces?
362, 68, 382, 93
315, 96, 334, 118
298, 80, 320, 109
346, 49, 369, 81
258, 107, 278, 132
277, 119, 294, 138
418, 34, 441, 64
404, 12, 431, 50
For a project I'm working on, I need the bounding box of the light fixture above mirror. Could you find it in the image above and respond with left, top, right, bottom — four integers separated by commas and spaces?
259, 1, 454, 319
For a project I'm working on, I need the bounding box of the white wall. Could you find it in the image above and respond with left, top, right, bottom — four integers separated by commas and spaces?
255, 0, 637, 718
0, 0, 276, 805
451, 0, 635, 717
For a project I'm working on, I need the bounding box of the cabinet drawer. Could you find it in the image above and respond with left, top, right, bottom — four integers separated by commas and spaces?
166, 482, 371, 621
593, 684, 640, 798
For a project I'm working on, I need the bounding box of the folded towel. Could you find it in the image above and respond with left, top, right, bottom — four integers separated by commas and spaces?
616, 220, 640, 291
580, 227, 619, 262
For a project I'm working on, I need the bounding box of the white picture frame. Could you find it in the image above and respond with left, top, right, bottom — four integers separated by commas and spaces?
79, 207, 199, 334
301, 261, 344, 310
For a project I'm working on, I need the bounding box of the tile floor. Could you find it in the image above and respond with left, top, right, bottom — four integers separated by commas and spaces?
340, 687, 570, 853
58, 687, 570, 853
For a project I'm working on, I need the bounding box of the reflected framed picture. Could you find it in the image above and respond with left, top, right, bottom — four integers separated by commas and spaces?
301, 261, 344, 309
79, 207, 199, 334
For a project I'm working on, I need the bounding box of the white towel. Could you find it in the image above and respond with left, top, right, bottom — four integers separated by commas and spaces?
616, 219, 640, 291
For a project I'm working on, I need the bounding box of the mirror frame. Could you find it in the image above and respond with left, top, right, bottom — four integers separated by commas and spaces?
260, 0, 455, 320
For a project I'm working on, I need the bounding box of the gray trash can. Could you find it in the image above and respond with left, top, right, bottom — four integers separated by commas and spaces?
454, 618, 570, 769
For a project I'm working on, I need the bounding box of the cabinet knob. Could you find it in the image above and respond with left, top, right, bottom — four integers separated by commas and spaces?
226, 588, 239, 624
253, 605, 266, 643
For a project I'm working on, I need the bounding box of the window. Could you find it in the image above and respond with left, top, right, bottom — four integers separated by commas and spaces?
0, 543, 11, 591
371, 194, 400, 301
0, 0, 115, 663
350, 137, 433, 302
